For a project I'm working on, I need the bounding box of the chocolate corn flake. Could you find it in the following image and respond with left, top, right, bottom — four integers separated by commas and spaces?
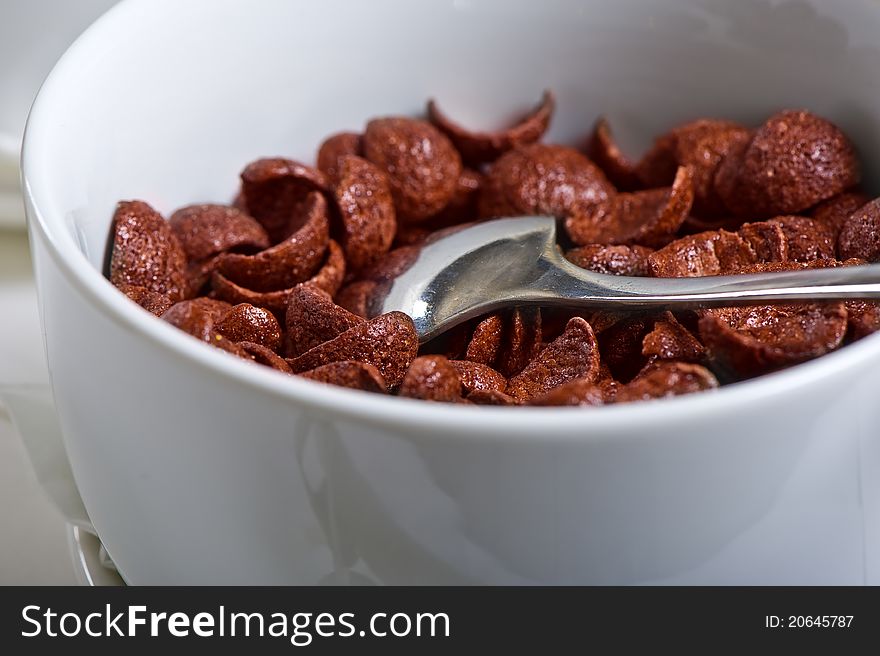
597, 314, 655, 383
767, 215, 835, 262
215, 303, 283, 352
737, 221, 789, 263
507, 317, 600, 403
846, 301, 880, 341
467, 389, 518, 406
639, 119, 752, 217
209, 332, 251, 359
565, 244, 653, 276
333, 155, 397, 272
170, 204, 269, 262
186, 254, 224, 298
305, 238, 346, 297
425, 168, 484, 228
585, 117, 640, 191
334, 280, 377, 318
642, 312, 705, 363
300, 361, 387, 393
428, 91, 554, 165
363, 117, 462, 223
565, 165, 693, 248
528, 378, 608, 407
287, 311, 418, 389
449, 360, 507, 396
810, 191, 871, 241
648, 229, 756, 278
161, 297, 232, 341
565, 243, 653, 277
634, 132, 679, 192
285, 284, 364, 358
210, 271, 292, 318
110, 201, 188, 302
838, 198, 880, 262
698, 302, 848, 378
239, 157, 330, 243
479, 143, 614, 220
359, 245, 421, 284
316, 132, 363, 182
715, 110, 859, 218
217, 192, 329, 292
464, 314, 504, 366
496, 307, 543, 378
238, 341, 293, 373
613, 362, 719, 403
399, 355, 463, 402
116, 284, 174, 317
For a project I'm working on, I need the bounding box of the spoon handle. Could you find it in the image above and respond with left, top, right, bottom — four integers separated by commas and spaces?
547, 259, 880, 310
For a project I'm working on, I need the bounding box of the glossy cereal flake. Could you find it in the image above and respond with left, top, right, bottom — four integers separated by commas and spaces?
838, 198, 880, 262
287, 312, 419, 389
300, 361, 387, 394
565, 244, 653, 277
810, 191, 870, 240
169, 204, 269, 262
637, 119, 752, 217
109, 201, 188, 302
333, 155, 397, 273
507, 317, 601, 403
285, 284, 364, 358
116, 284, 173, 317
585, 118, 640, 191
642, 312, 705, 363
210, 271, 293, 318
613, 362, 719, 403
363, 117, 462, 223
449, 360, 507, 396
427, 90, 554, 165
463, 314, 504, 366
648, 230, 756, 278
161, 297, 233, 342
479, 144, 614, 220
217, 192, 329, 292
399, 355, 463, 402
239, 158, 330, 243
715, 110, 860, 218
565, 165, 694, 248
215, 303, 283, 352
317, 132, 363, 182
699, 302, 848, 378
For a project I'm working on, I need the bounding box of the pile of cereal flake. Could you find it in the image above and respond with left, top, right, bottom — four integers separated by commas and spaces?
106, 92, 880, 406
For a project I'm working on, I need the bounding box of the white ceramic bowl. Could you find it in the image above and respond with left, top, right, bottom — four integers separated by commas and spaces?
21, 0, 880, 584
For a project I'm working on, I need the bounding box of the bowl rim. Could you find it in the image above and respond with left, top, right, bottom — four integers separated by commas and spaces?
20, 0, 880, 441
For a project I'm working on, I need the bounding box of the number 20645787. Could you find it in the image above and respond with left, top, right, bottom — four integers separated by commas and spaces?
765, 616, 853, 629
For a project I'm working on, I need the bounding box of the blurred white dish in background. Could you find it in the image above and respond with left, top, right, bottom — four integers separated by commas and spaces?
0, 0, 118, 228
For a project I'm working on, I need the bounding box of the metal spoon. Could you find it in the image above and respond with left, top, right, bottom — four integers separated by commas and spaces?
371, 216, 880, 343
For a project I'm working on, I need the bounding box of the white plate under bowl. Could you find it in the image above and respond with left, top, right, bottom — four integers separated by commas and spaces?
0, 144, 23, 227
66, 525, 124, 586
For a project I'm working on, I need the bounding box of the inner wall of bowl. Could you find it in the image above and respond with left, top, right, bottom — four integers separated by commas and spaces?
28, 0, 880, 268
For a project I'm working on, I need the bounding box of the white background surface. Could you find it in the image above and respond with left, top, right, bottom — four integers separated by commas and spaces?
0, 0, 120, 583
0, 230, 77, 584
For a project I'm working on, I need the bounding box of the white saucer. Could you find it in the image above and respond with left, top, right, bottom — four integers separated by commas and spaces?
0, 146, 23, 228
66, 525, 125, 586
